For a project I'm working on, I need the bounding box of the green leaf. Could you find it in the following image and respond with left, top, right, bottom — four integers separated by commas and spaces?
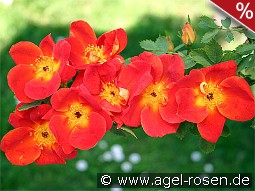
204, 39, 223, 63
251, 119, 255, 129
182, 56, 197, 69
237, 54, 254, 72
199, 16, 219, 29
176, 122, 188, 140
221, 17, 231, 28
221, 52, 242, 64
189, 125, 199, 136
190, 49, 212, 67
221, 125, 231, 137
199, 138, 215, 154
154, 36, 169, 53
140, 36, 169, 54
121, 127, 138, 139
201, 28, 220, 43
225, 30, 234, 43
140, 39, 157, 51
236, 43, 255, 55
110, 125, 138, 139
18, 100, 42, 111
243, 29, 255, 39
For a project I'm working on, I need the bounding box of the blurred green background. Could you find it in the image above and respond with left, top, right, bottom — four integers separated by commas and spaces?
0, 0, 254, 190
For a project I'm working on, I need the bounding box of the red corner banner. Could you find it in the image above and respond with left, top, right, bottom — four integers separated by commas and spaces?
210, 0, 255, 33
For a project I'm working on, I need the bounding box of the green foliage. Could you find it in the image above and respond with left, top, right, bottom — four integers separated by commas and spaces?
201, 28, 220, 43
235, 43, 255, 55
221, 51, 242, 64
204, 39, 223, 63
110, 125, 138, 139
199, 16, 218, 29
221, 17, 231, 29
199, 138, 215, 154
140, 36, 169, 54
182, 56, 197, 69
190, 49, 212, 67
18, 100, 42, 111
225, 30, 234, 43
221, 125, 231, 137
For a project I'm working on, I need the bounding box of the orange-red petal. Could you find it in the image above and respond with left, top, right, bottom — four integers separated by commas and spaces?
141, 106, 179, 137
70, 112, 106, 150
24, 73, 61, 100
49, 115, 75, 154
35, 146, 66, 165
197, 109, 226, 143
69, 20, 97, 46
121, 95, 143, 127
50, 88, 80, 112
0, 127, 41, 166
160, 54, 184, 84
9, 41, 43, 65
176, 88, 208, 123
7, 64, 34, 103
118, 61, 152, 100
200, 60, 237, 83
39, 34, 54, 57
218, 76, 255, 121
159, 86, 185, 123
132, 51, 163, 82
97, 28, 127, 56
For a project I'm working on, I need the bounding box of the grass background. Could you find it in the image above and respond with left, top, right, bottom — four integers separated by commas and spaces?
0, 0, 254, 190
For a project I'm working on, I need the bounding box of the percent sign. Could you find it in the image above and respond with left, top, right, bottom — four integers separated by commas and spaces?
236, 2, 254, 19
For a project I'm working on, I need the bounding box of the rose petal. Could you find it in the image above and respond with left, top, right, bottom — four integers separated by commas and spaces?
0, 127, 41, 166
200, 60, 237, 83
121, 95, 143, 127
39, 34, 54, 57
49, 115, 75, 154
218, 76, 255, 121
35, 146, 66, 165
70, 112, 106, 150
160, 54, 184, 84
197, 109, 226, 143
7, 64, 35, 103
9, 41, 43, 65
176, 88, 208, 123
141, 106, 179, 137
70, 20, 97, 46
24, 73, 61, 100
159, 86, 185, 123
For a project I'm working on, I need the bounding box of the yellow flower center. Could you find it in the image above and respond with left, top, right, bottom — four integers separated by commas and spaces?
66, 103, 91, 128
99, 82, 129, 106
83, 44, 107, 64
199, 82, 223, 110
33, 56, 60, 81
141, 81, 168, 111
34, 122, 56, 149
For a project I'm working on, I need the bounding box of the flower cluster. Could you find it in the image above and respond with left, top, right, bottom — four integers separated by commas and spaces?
1, 20, 254, 165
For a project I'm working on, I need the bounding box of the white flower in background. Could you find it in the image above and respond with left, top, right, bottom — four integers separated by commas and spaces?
110, 186, 122, 191
0, 0, 14, 6
190, 151, 202, 162
111, 144, 125, 162
129, 153, 141, 164
121, 161, 132, 172
98, 140, 108, 150
203, 163, 214, 173
102, 151, 113, 162
75, 160, 88, 172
